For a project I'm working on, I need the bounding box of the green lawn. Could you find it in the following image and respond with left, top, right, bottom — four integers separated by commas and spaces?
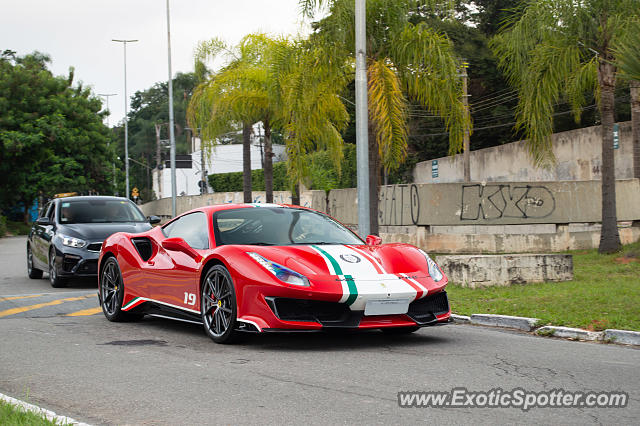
446, 241, 640, 331
0, 400, 62, 425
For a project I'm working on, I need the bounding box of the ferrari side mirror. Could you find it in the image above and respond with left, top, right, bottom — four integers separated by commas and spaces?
366, 235, 382, 246
161, 237, 202, 262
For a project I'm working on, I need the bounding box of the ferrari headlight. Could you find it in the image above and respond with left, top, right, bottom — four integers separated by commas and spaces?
60, 235, 86, 248
421, 250, 444, 282
247, 252, 310, 287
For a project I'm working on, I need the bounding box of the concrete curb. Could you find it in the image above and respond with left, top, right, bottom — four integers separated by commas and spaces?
603, 329, 640, 345
0, 392, 91, 425
451, 314, 470, 323
536, 326, 603, 341
470, 314, 540, 331
457, 313, 639, 347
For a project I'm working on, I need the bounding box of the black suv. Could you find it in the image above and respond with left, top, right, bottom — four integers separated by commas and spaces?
27, 196, 160, 287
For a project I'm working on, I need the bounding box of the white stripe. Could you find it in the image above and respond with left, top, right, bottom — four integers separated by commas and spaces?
124, 297, 200, 314
0, 392, 92, 426
237, 318, 262, 332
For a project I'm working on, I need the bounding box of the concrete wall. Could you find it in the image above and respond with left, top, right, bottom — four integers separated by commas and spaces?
329, 179, 640, 226
139, 190, 327, 219
414, 122, 634, 183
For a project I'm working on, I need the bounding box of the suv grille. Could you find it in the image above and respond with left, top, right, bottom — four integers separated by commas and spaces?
86, 242, 102, 252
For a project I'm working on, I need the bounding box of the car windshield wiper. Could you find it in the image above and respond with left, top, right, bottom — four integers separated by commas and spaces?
290, 241, 337, 245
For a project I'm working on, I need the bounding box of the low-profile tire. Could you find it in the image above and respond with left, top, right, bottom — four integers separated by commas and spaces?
49, 249, 66, 288
99, 256, 140, 322
27, 244, 43, 279
201, 265, 238, 344
381, 326, 420, 335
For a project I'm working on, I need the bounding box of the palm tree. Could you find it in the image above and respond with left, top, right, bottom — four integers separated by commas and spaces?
188, 35, 270, 202
268, 38, 350, 203
614, 19, 640, 180
301, 0, 470, 234
491, 0, 640, 253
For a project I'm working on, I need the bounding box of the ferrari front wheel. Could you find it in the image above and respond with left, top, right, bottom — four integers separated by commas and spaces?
100, 257, 132, 322
201, 265, 238, 344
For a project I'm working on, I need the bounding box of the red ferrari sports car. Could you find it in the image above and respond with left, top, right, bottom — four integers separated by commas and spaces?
98, 204, 450, 343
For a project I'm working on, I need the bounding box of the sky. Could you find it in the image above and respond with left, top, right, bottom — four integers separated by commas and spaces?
1, 0, 314, 125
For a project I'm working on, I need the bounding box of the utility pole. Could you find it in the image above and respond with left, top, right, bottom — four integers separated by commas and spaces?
461, 61, 471, 182
154, 123, 164, 199
98, 93, 118, 194
112, 39, 138, 199
166, 0, 177, 217
355, 0, 370, 237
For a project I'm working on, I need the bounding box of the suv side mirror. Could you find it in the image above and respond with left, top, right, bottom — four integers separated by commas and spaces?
161, 237, 202, 262
148, 215, 161, 225
366, 235, 382, 246
36, 217, 51, 225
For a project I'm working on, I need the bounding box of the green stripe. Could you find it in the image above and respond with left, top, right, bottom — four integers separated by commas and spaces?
312, 245, 358, 306
123, 297, 140, 310
312, 245, 343, 275
344, 275, 358, 306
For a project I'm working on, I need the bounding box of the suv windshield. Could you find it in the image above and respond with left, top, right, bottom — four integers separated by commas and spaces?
213, 207, 363, 246
58, 199, 146, 224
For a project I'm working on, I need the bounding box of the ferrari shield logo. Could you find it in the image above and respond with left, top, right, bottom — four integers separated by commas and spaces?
339, 254, 361, 263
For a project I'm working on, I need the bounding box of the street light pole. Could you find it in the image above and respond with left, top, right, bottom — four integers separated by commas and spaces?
166, 0, 177, 217
112, 39, 138, 200
98, 93, 117, 194
355, 0, 370, 237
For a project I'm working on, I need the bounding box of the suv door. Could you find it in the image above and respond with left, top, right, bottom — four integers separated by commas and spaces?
32, 201, 53, 268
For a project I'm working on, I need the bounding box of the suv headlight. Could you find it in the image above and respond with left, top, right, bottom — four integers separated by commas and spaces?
421, 250, 444, 282
247, 252, 310, 287
60, 235, 87, 248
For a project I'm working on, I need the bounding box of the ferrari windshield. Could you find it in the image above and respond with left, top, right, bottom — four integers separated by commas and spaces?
58, 199, 147, 224
213, 207, 363, 246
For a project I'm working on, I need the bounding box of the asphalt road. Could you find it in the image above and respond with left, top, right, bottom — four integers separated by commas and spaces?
0, 236, 638, 425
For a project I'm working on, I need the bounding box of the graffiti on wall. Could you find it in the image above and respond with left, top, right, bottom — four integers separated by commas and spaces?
378, 184, 421, 226
460, 184, 556, 221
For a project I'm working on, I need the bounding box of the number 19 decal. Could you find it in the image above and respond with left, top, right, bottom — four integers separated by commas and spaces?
183, 292, 196, 306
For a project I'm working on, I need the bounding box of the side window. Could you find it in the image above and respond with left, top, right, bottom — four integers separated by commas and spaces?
47, 202, 56, 221
162, 212, 209, 250
40, 202, 52, 219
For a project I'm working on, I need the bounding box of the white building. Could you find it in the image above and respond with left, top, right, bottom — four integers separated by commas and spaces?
152, 134, 286, 199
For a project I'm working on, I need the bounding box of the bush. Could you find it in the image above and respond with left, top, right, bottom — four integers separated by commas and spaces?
0, 215, 6, 237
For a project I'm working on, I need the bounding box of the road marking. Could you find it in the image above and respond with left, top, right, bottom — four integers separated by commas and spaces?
65, 307, 103, 317
0, 294, 43, 301
0, 294, 95, 318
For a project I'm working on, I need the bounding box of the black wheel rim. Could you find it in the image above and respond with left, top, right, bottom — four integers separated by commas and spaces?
101, 260, 120, 315
27, 247, 33, 273
202, 269, 234, 337
49, 252, 56, 282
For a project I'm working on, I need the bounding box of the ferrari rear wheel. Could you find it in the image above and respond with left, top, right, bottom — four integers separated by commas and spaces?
381, 326, 420, 335
100, 257, 138, 322
201, 265, 238, 344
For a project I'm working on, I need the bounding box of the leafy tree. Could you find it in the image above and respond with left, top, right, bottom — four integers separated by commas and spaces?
491, 0, 640, 253
0, 51, 115, 222
302, 0, 470, 234
113, 72, 198, 201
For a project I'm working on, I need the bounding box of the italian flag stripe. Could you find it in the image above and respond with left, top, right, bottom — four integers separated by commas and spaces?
344, 275, 358, 306
122, 297, 142, 311
312, 245, 344, 275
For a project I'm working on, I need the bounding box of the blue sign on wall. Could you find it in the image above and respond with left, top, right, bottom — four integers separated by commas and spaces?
431, 160, 439, 178
613, 123, 619, 149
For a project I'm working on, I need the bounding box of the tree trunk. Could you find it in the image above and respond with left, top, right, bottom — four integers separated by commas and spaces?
631, 80, 640, 179
242, 122, 252, 203
597, 61, 621, 253
263, 120, 274, 203
368, 122, 379, 236
291, 182, 300, 206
